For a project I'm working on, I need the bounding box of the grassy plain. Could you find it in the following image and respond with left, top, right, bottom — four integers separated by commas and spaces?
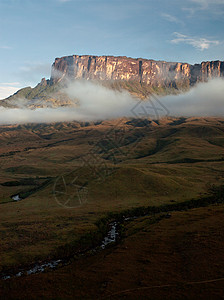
0, 116, 224, 278
0, 202, 224, 299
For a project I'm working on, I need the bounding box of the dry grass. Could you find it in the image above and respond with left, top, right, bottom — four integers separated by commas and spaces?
0, 116, 224, 272
1, 203, 223, 299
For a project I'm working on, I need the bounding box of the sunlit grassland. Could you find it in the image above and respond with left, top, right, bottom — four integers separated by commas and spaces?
0, 116, 224, 272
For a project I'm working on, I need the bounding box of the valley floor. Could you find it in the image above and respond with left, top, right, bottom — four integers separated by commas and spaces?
0, 117, 224, 299
1, 203, 224, 299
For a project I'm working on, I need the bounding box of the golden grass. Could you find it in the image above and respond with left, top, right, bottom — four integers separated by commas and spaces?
0, 116, 224, 271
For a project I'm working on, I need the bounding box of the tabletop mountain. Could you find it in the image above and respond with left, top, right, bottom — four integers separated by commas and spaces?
1, 55, 224, 108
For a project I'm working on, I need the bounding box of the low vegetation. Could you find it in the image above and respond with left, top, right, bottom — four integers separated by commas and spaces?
0, 117, 224, 273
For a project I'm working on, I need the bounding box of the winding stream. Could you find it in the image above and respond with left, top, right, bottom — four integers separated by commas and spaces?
1, 221, 119, 281
2, 189, 222, 281
11, 194, 22, 201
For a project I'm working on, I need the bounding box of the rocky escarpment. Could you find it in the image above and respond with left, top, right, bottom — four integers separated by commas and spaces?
1, 55, 224, 108
51, 55, 224, 89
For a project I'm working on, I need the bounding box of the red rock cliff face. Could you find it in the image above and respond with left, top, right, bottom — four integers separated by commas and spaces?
50, 55, 224, 88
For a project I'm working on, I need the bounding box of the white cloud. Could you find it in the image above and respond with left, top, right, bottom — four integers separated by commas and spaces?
171, 32, 220, 51
0, 46, 12, 50
183, 0, 224, 14
0, 82, 20, 86
0, 86, 21, 100
190, 0, 224, 8
0, 78, 223, 124
0, 80, 139, 124
161, 13, 183, 24
162, 78, 224, 117
17, 62, 51, 86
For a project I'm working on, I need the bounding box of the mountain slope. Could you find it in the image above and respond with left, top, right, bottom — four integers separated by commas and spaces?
1, 55, 224, 108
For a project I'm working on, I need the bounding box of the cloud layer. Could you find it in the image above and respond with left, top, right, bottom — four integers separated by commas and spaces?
0, 78, 223, 125
17, 62, 52, 87
171, 32, 220, 51
162, 78, 224, 116
0, 82, 21, 100
0, 81, 140, 124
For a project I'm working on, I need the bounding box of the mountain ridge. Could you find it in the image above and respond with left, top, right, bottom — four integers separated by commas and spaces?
51, 55, 224, 87
1, 55, 224, 108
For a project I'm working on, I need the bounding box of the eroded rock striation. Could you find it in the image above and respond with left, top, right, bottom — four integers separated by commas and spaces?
1, 55, 224, 108
51, 55, 224, 88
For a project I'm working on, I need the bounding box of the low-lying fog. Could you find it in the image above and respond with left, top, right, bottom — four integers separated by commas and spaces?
161, 77, 224, 117
0, 78, 223, 125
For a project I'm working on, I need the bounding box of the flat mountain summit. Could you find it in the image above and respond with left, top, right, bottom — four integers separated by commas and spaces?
51, 55, 224, 86
1, 55, 224, 109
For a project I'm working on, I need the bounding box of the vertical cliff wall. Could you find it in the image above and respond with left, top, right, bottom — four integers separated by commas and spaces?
2, 55, 223, 108
50, 55, 224, 88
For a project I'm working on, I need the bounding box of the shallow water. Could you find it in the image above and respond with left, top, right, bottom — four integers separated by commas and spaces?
11, 194, 21, 201
1, 221, 119, 280
101, 221, 118, 249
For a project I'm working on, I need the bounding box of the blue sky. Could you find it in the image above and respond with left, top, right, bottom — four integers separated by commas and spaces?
0, 0, 224, 99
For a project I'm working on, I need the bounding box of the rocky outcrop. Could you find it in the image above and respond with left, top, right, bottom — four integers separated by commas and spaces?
50, 55, 224, 88
37, 77, 50, 87
1, 55, 223, 109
